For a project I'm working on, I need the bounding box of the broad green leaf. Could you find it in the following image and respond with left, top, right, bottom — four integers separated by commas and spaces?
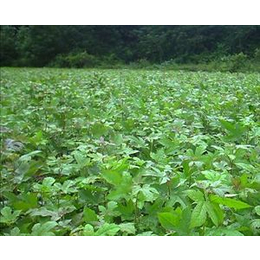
90, 122, 110, 138
107, 173, 132, 201
220, 120, 236, 133
190, 202, 207, 228
83, 208, 98, 223
235, 163, 255, 173
119, 223, 136, 235
186, 190, 204, 202
29, 208, 57, 219
19, 150, 42, 161
158, 212, 179, 230
73, 151, 90, 168
95, 223, 120, 236
43, 177, 56, 187
140, 184, 159, 202
211, 203, 224, 225
117, 200, 135, 217
82, 224, 95, 236
101, 169, 122, 186
206, 228, 244, 236
31, 221, 58, 236
13, 193, 38, 211
10, 227, 21, 236
177, 206, 192, 235
209, 195, 252, 210
205, 202, 219, 226
223, 230, 244, 236
0, 207, 21, 224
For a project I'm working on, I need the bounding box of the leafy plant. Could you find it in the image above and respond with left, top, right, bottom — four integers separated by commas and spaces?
1, 67, 259, 236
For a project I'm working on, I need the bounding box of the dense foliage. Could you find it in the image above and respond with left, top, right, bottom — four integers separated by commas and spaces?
1, 68, 260, 236
1, 26, 260, 69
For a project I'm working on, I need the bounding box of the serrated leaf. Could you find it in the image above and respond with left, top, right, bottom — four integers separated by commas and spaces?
209, 195, 252, 209
190, 202, 207, 228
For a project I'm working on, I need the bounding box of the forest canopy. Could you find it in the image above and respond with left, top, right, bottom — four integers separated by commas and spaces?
1, 25, 260, 68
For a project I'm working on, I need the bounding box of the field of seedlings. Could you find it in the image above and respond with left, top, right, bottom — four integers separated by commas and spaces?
0, 68, 260, 236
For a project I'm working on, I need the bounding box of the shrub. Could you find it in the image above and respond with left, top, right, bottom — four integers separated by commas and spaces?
219, 52, 248, 72
51, 51, 99, 68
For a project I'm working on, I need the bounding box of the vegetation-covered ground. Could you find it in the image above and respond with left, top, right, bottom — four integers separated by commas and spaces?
0, 68, 260, 236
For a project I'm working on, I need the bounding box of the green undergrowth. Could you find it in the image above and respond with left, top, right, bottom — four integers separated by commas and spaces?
0, 68, 260, 236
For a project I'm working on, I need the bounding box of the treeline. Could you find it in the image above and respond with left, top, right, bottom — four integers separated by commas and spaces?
1, 25, 260, 69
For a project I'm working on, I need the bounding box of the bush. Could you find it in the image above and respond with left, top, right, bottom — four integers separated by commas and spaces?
51, 51, 99, 68
219, 52, 248, 72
